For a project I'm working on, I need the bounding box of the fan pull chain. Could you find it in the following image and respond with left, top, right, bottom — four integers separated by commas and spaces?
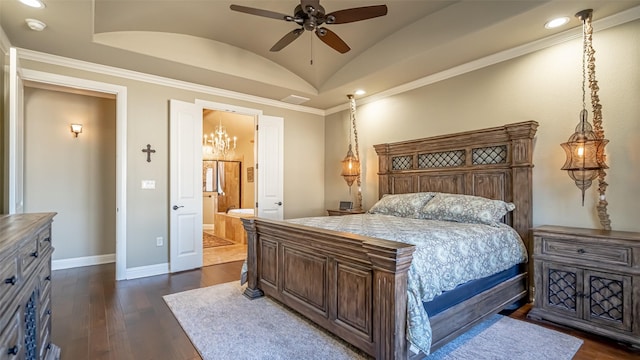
310, 35, 314, 65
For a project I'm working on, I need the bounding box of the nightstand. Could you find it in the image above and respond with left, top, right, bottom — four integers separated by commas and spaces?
528, 225, 640, 349
326, 209, 365, 216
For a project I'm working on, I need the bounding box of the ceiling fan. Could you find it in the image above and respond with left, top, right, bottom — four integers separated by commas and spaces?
230, 0, 388, 54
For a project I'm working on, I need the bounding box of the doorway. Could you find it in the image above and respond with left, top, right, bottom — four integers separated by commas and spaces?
201, 109, 254, 266
169, 99, 283, 273
20, 69, 128, 280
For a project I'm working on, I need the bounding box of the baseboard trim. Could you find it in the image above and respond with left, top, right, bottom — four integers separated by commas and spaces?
125, 263, 170, 280
52, 253, 115, 270
52, 255, 170, 280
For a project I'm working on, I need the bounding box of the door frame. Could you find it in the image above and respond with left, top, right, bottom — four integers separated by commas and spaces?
7, 47, 24, 214
195, 99, 263, 207
20, 68, 128, 281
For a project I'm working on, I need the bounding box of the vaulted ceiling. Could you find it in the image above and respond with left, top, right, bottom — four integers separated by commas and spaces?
1, 0, 639, 110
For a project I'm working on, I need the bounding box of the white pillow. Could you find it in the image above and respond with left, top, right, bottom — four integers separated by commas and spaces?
367, 192, 436, 218
420, 193, 515, 226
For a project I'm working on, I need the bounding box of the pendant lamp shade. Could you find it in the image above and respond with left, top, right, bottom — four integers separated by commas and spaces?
341, 144, 360, 187
560, 111, 608, 204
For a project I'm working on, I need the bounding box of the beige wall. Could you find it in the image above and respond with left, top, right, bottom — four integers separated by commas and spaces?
24, 87, 116, 259
19, 58, 324, 268
326, 19, 640, 233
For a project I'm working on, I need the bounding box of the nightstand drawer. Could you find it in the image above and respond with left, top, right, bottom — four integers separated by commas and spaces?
541, 237, 632, 266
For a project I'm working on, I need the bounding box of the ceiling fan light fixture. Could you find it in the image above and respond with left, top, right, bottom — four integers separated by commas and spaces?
545, 16, 569, 29
18, 0, 45, 8
230, 1, 388, 54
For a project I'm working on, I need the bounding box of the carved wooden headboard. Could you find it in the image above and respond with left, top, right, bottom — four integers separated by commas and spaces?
373, 121, 538, 243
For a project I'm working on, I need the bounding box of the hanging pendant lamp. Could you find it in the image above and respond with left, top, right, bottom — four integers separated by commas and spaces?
560, 9, 611, 230
341, 94, 363, 210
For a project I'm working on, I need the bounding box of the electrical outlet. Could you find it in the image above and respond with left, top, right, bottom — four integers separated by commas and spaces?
156, 237, 163, 247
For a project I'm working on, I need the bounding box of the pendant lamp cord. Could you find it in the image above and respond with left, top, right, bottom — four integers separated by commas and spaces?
348, 95, 363, 211
581, 11, 611, 230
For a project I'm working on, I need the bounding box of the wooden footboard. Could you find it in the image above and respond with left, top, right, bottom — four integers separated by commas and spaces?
242, 217, 415, 359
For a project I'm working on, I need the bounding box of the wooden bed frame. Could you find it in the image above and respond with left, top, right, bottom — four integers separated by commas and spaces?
242, 121, 538, 359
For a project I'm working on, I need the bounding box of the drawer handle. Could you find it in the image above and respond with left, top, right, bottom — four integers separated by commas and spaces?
7, 345, 18, 355
30, 251, 39, 258
45, 275, 51, 281
577, 248, 585, 254
44, 237, 51, 242
47, 309, 52, 315
5, 276, 17, 285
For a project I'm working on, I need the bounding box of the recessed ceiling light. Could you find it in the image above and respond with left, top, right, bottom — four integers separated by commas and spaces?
545, 17, 569, 29
354, 89, 366, 96
25, 18, 46, 31
18, 0, 45, 9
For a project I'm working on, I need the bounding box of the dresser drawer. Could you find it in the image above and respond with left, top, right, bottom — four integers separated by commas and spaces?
19, 238, 40, 274
0, 258, 20, 320
39, 264, 52, 307
541, 237, 632, 267
38, 316, 51, 360
0, 307, 23, 359
37, 227, 52, 253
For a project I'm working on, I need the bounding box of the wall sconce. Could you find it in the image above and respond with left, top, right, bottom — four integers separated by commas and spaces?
70, 124, 83, 138
560, 9, 611, 230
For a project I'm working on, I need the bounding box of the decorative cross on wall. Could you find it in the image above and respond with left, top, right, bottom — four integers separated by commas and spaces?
142, 144, 156, 163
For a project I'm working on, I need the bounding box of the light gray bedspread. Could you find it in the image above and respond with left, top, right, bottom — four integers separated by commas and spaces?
287, 214, 527, 354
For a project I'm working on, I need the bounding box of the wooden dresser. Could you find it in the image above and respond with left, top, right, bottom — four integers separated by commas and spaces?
528, 225, 640, 349
0, 213, 59, 359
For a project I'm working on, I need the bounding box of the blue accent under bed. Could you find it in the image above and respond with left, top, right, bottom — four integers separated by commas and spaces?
423, 265, 520, 316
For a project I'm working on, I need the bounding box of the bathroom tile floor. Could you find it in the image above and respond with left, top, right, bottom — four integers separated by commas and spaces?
203, 243, 246, 266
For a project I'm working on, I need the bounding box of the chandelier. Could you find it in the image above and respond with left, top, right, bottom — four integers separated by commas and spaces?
203, 118, 237, 159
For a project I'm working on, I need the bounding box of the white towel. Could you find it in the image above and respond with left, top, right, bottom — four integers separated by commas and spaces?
205, 167, 214, 192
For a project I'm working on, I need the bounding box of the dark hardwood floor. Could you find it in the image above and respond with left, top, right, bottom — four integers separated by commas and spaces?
51, 263, 640, 359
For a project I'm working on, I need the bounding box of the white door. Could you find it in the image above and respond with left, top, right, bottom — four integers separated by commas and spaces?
257, 115, 284, 220
7, 47, 24, 214
169, 99, 203, 272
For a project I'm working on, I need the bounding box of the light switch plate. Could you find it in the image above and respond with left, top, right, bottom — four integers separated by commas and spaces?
141, 180, 156, 189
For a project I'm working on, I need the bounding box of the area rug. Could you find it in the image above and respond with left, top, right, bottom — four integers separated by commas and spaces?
203, 231, 234, 248
427, 314, 583, 359
163, 282, 583, 360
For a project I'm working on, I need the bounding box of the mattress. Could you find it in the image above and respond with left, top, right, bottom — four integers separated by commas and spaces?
423, 264, 520, 316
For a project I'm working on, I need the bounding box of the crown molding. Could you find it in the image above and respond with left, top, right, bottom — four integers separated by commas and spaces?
326, 5, 640, 115
17, 48, 325, 116
13, 5, 639, 117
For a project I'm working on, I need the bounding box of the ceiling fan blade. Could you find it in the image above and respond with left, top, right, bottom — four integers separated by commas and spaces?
270, 29, 304, 52
230, 4, 293, 21
315, 27, 350, 54
326, 5, 388, 24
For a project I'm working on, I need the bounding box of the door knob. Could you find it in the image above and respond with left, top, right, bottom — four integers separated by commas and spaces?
172, 205, 184, 210
275, 202, 283, 206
